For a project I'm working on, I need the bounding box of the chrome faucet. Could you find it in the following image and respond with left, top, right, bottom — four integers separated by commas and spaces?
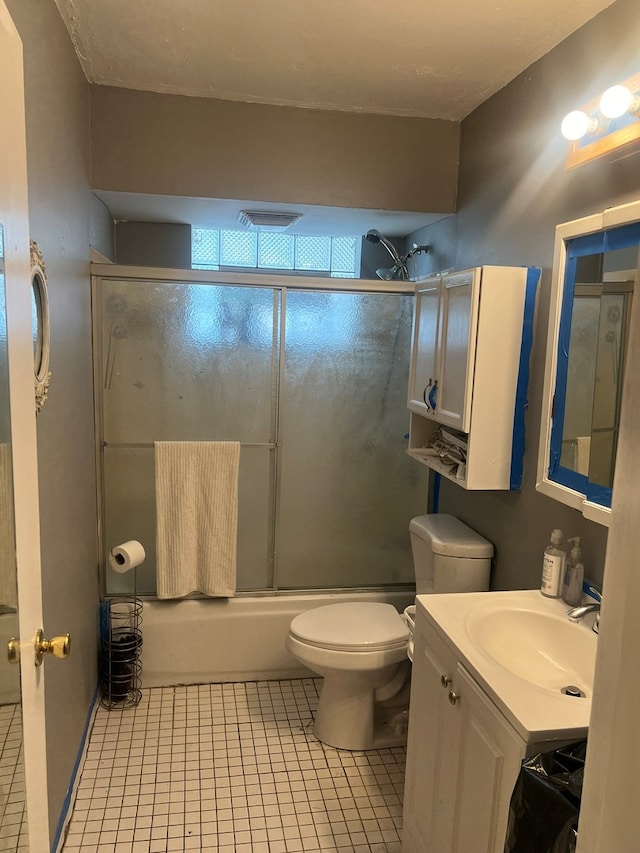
566, 588, 601, 634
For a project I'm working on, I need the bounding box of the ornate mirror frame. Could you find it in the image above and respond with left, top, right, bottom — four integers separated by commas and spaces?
30, 239, 50, 413
537, 198, 640, 527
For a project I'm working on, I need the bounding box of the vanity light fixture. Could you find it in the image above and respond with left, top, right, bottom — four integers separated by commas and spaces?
561, 72, 640, 169
599, 85, 640, 120
560, 110, 600, 141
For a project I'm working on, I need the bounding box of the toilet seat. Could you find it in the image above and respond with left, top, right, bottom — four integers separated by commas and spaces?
289, 602, 409, 652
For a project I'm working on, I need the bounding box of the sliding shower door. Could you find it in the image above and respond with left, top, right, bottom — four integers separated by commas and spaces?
277, 290, 425, 588
100, 280, 278, 593
96, 274, 427, 596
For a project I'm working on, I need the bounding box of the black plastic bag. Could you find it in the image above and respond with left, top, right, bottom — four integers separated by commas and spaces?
504, 740, 587, 853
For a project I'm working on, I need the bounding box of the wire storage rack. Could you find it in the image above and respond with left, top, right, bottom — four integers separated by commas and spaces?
100, 594, 143, 710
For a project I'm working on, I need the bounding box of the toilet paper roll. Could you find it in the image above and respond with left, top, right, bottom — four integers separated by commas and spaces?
108, 540, 146, 574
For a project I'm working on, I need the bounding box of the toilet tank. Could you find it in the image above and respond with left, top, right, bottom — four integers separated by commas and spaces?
409, 514, 493, 594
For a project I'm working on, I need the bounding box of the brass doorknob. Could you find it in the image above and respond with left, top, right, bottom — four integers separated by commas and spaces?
35, 629, 70, 666
7, 638, 20, 664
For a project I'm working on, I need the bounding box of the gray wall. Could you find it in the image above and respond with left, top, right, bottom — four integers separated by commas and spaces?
90, 86, 460, 215
407, 0, 640, 592
6, 0, 105, 841
114, 221, 191, 267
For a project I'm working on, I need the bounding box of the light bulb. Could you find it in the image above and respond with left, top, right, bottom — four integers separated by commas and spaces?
561, 110, 594, 141
599, 85, 639, 119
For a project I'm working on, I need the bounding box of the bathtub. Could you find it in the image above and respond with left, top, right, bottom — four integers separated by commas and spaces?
141, 590, 415, 687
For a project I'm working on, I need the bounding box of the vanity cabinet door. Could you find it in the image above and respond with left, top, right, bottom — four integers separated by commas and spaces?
407, 278, 441, 416
403, 616, 462, 853
450, 664, 527, 853
403, 610, 528, 853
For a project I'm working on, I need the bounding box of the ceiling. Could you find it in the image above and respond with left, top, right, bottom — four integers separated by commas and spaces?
55, 0, 615, 236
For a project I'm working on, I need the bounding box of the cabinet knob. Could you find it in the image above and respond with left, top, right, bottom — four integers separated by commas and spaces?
441, 674, 452, 688
448, 690, 459, 706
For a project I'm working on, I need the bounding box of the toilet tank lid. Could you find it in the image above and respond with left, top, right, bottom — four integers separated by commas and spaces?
409, 514, 494, 558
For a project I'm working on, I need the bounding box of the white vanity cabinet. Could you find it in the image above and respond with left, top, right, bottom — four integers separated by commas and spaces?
407, 265, 538, 490
402, 611, 526, 853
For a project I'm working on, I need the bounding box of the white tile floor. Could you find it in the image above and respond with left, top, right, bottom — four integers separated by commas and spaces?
0, 703, 28, 852
62, 680, 406, 852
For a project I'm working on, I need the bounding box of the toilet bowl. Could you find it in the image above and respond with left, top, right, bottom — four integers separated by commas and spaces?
286, 602, 410, 751
286, 514, 494, 751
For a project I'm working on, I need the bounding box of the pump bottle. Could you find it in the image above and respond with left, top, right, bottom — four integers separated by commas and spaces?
541, 529, 566, 598
562, 537, 585, 607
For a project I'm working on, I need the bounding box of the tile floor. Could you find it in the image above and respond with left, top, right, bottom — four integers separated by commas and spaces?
0, 702, 28, 852
62, 679, 406, 852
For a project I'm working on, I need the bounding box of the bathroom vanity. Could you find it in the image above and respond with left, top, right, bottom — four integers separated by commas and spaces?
402, 590, 596, 853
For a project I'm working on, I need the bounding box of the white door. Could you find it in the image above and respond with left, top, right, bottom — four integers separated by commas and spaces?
0, 3, 50, 849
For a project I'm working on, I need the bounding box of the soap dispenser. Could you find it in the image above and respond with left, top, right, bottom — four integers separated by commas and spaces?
562, 537, 585, 607
541, 529, 566, 598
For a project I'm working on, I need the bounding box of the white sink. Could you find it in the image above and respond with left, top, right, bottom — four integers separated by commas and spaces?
465, 602, 597, 697
417, 589, 599, 740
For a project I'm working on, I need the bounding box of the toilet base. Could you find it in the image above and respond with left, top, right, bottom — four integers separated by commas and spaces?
313, 662, 410, 751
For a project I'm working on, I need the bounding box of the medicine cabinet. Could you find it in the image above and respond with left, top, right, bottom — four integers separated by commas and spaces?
537, 199, 640, 526
407, 266, 539, 490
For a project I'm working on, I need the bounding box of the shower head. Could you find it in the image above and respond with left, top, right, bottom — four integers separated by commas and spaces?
366, 230, 431, 281
365, 229, 403, 266
376, 266, 400, 281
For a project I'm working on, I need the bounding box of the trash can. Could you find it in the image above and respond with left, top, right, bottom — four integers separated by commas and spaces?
505, 740, 586, 853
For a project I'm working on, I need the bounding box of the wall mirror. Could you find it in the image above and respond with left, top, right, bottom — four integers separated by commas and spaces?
30, 240, 50, 414
537, 199, 640, 526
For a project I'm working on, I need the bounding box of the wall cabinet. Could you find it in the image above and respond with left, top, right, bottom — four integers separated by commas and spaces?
407, 266, 539, 490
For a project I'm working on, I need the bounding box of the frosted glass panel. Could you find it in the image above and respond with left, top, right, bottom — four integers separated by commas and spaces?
104, 446, 274, 595
102, 281, 278, 443
277, 291, 427, 588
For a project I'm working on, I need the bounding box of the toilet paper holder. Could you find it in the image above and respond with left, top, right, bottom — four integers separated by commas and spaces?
100, 541, 144, 710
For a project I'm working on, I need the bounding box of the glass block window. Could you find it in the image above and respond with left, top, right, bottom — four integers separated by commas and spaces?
220, 230, 258, 267
192, 228, 359, 278
258, 233, 295, 269
192, 228, 219, 269
331, 237, 359, 278
295, 236, 331, 271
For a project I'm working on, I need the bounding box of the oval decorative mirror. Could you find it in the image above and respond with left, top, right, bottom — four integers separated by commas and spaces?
537, 199, 640, 526
29, 240, 50, 414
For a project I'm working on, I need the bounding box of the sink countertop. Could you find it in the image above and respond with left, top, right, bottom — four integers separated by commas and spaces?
416, 589, 597, 743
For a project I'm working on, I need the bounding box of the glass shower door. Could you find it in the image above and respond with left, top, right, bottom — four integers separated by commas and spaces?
101, 280, 278, 593
276, 290, 428, 589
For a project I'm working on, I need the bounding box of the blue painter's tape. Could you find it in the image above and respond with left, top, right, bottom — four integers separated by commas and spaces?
510, 267, 540, 490
51, 681, 101, 853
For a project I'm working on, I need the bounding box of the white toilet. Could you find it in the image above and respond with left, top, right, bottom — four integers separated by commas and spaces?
286, 514, 494, 751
